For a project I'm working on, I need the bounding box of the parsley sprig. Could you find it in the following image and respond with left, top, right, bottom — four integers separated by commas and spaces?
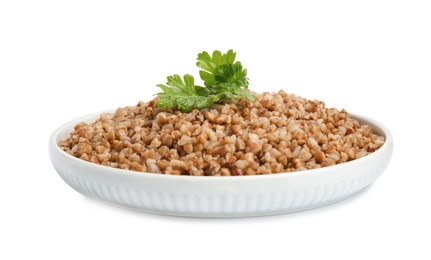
156, 50, 254, 112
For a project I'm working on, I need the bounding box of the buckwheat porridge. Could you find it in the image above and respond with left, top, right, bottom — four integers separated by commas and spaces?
58, 90, 385, 176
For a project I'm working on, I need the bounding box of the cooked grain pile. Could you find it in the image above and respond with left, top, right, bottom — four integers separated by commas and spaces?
59, 90, 385, 176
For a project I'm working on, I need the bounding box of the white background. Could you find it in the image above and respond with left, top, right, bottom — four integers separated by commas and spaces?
1, 0, 430, 259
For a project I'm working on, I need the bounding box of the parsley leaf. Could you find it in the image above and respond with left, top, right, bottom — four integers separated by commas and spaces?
156, 50, 254, 112
156, 74, 213, 112
196, 50, 249, 89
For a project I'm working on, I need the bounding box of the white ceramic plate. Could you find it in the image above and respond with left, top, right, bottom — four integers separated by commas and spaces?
49, 111, 393, 218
